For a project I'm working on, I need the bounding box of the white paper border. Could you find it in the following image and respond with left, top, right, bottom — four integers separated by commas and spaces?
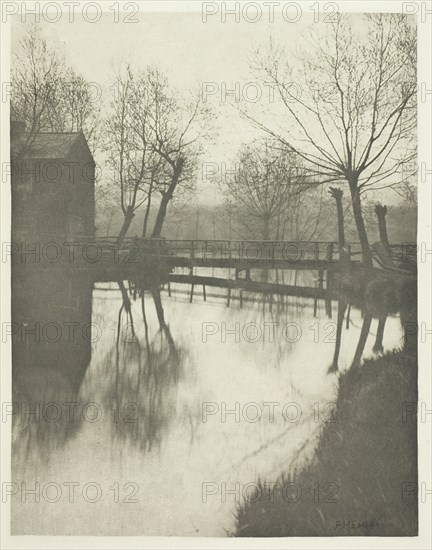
1, 1, 431, 548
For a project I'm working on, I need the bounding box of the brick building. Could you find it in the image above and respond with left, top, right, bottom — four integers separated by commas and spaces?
11, 121, 95, 242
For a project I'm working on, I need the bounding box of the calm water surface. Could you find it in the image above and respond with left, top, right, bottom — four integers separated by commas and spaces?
12, 273, 404, 535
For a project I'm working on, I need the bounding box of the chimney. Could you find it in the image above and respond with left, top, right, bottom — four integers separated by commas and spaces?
10, 120, 26, 140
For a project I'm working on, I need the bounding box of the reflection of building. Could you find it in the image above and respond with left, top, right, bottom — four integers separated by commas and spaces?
11, 121, 95, 241
13, 269, 94, 396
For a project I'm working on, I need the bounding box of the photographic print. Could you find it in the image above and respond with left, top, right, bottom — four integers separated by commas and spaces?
1, 0, 431, 546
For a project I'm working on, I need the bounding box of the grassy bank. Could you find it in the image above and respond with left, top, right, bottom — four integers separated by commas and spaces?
235, 349, 418, 537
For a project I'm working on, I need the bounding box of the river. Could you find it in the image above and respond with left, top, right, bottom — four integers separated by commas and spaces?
11, 269, 404, 536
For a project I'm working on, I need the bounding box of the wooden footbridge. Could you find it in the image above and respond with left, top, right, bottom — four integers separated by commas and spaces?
58, 236, 361, 283
81, 237, 361, 270
14, 233, 416, 312
156, 239, 346, 269
17, 235, 415, 284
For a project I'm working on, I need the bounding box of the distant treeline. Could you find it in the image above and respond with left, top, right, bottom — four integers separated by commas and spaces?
96, 203, 417, 244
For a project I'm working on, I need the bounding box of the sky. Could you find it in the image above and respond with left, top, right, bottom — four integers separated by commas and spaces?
11, 4, 414, 206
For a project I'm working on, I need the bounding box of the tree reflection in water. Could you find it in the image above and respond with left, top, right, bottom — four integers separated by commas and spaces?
84, 282, 188, 454
328, 299, 347, 373
12, 272, 191, 462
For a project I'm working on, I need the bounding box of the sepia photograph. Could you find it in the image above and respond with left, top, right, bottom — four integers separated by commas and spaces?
1, 0, 431, 547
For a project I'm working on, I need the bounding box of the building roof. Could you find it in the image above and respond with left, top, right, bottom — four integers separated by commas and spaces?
12, 132, 92, 160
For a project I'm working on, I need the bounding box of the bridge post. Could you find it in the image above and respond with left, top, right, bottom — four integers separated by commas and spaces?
325, 295, 332, 318
314, 242, 319, 263
189, 242, 194, 276
326, 268, 333, 290
318, 269, 324, 290
325, 242, 334, 261
189, 243, 195, 302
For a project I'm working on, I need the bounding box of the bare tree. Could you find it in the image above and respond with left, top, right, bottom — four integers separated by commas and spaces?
105, 65, 211, 241
222, 141, 327, 241
105, 66, 159, 241
94, 180, 118, 235
11, 26, 99, 152
245, 14, 416, 267
145, 70, 211, 238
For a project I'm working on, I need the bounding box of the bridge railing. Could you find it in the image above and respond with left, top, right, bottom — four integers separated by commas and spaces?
162, 239, 341, 262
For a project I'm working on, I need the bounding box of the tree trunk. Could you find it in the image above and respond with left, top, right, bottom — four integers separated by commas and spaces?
329, 188, 348, 263
106, 212, 114, 234
335, 199, 346, 251
348, 179, 373, 268
117, 207, 135, 243
333, 195, 349, 263
142, 192, 152, 238
152, 193, 171, 239
262, 217, 270, 241
152, 157, 184, 238
375, 204, 392, 257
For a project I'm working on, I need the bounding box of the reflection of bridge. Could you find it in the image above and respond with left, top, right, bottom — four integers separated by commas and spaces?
167, 273, 339, 305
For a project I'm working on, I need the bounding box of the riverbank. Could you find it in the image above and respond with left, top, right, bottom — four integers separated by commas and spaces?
235, 347, 418, 536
